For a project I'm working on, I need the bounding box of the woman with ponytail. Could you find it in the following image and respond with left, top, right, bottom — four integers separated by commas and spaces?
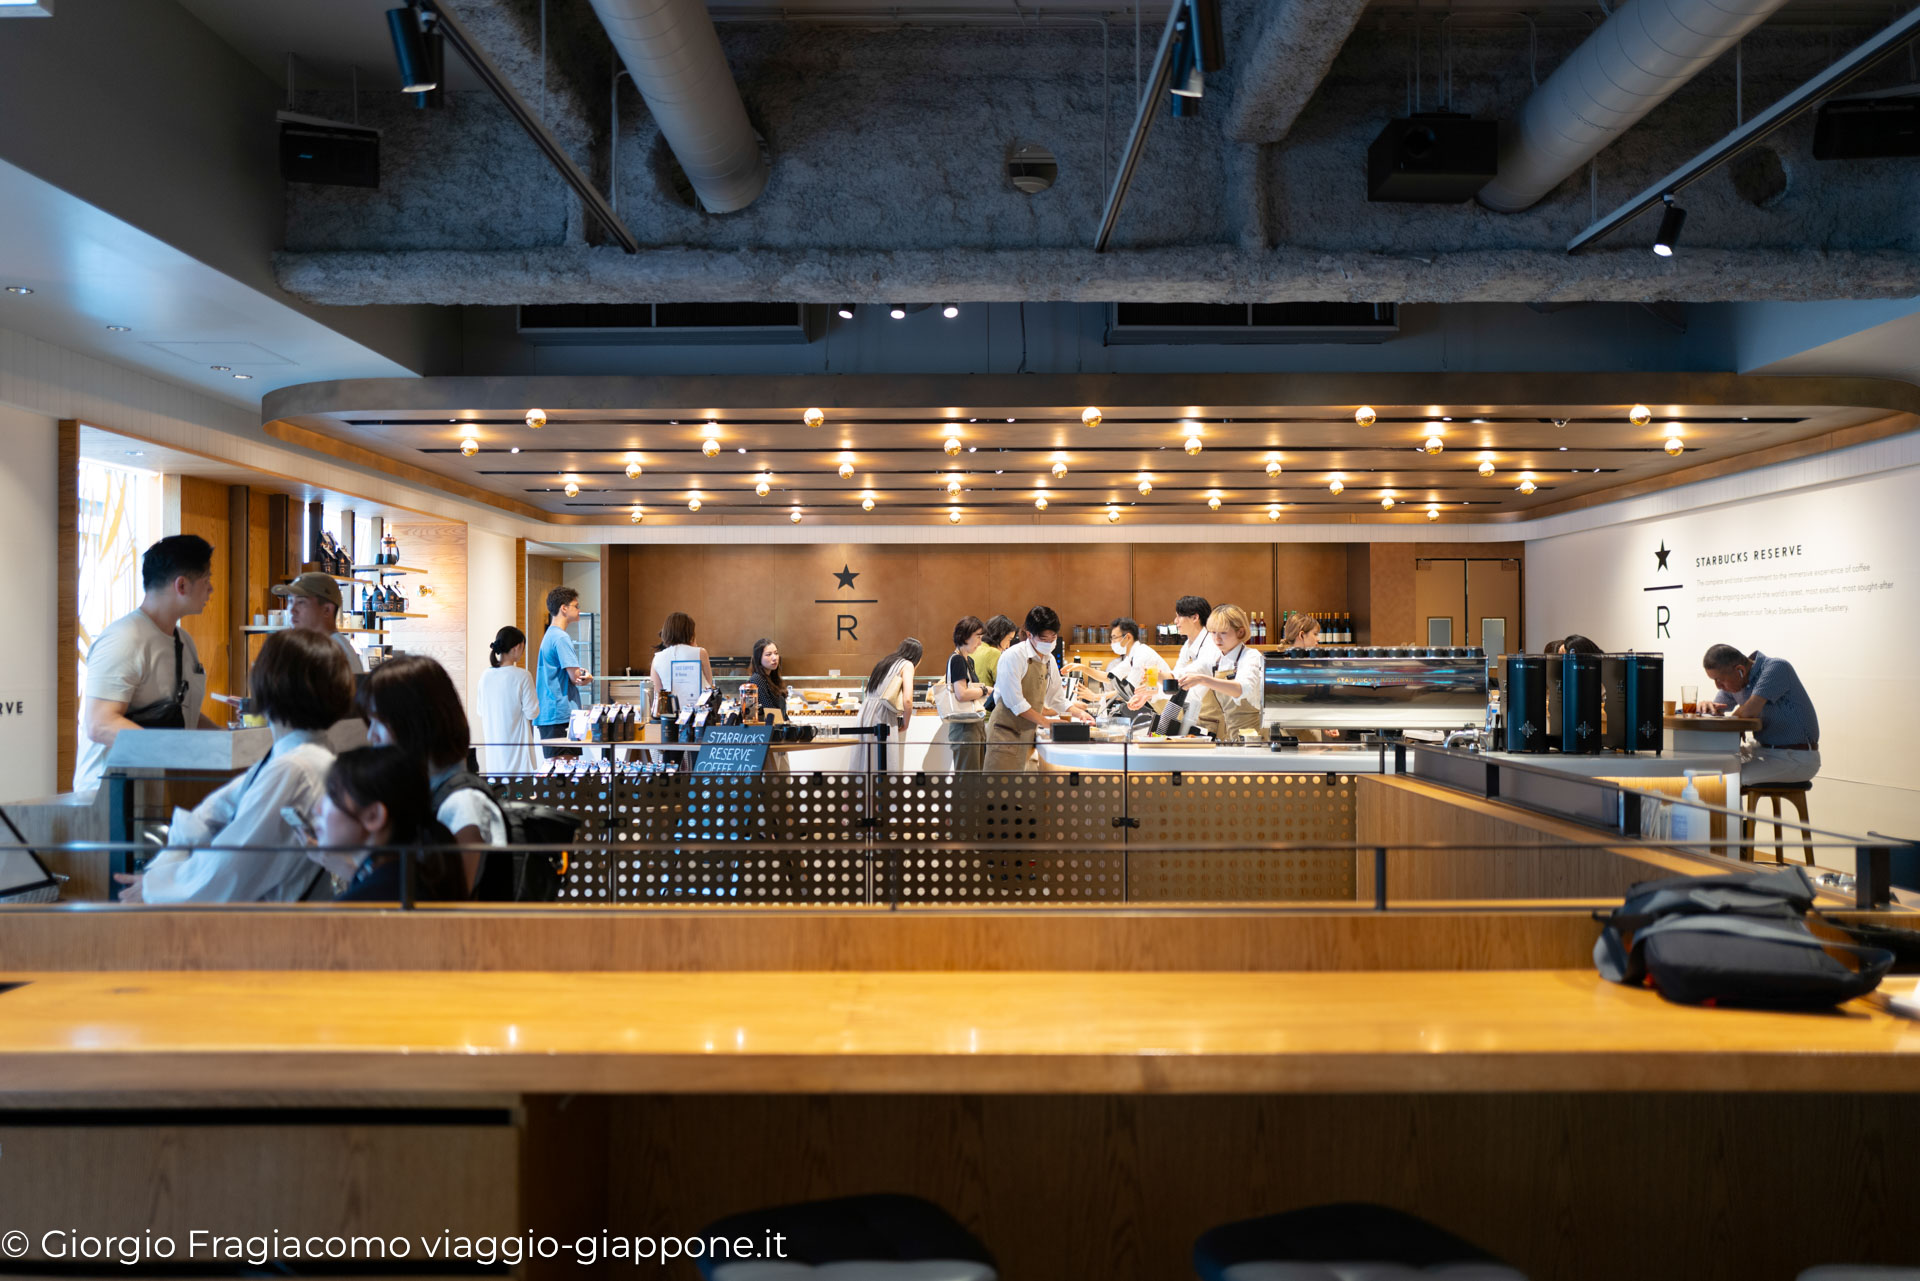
477, 625, 540, 774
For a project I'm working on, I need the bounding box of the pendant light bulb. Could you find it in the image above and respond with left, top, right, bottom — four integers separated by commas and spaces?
755, 475, 772, 497
1665, 436, 1685, 456
1477, 458, 1495, 478
1267, 505, 1282, 521
945, 477, 962, 496
838, 460, 855, 480
943, 436, 963, 456
803, 407, 825, 428
1427, 507, 1440, 522
1184, 436, 1203, 456
525, 408, 546, 429
1051, 460, 1068, 479
1423, 435, 1445, 454
1380, 495, 1395, 510
1106, 506, 1121, 523
625, 460, 642, 480
1354, 405, 1376, 427
789, 508, 803, 524
563, 480, 579, 498
862, 496, 876, 512
1265, 459, 1282, 478
1137, 477, 1153, 495
702, 438, 721, 458
688, 495, 702, 511
1629, 404, 1652, 427
1034, 495, 1048, 511
1519, 477, 1537, 495
630, 508, 643, 524
948, 507, 962, 523
1081, 406, 1102, 428
1328, 477, 1345, 496
459, 437, 479, 457
1207, 496, 1222, 511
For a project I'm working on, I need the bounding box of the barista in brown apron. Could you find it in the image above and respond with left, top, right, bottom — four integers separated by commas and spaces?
983, 607, 1087, 771
1183, 604, 1265, 740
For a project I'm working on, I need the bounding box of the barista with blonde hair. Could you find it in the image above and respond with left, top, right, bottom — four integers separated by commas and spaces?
1178, 604, 1265, 739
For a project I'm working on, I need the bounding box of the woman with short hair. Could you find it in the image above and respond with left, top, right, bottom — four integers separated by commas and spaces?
312, 746, 467, 903
1179, 604, 1266, 740
650, 611, 713, 717
944, 617, 989, 771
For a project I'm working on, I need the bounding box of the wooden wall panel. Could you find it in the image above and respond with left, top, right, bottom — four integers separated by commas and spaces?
515, 538, 527, 648
1412, 557, 1466, 649
176, 476, 230, 720
1467, 557, 1522, 650
605, 1092, 1920, 1281
56, 420, 77, 791
1275, 543, 1350, 620
1365, 542, 1417, 647
988, 543, 1132, 643
1345, 545, 1373, 644
1128, 543, 1275, 629
391, 521, 468, 704
526, 554, 564, 654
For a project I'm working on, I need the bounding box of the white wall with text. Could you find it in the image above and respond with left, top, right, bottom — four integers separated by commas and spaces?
0, 402, 59, 801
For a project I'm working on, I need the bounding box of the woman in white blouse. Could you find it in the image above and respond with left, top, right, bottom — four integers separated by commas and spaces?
477, 625, 541, 774
1179, 604, 1266, 739
649, 611, 714, 717
855, 637, 921, 773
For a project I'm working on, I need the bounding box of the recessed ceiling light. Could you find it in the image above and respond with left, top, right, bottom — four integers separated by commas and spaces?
125, 450, 144, 458
210, 365, 230, 371
105, 325, 131, 332
510, 446, 520, 453
1006, 418, 1015, 423
3, 286, 31, 295
836, 306, 854, 320
943, 305, 960, 319
1558, 445, 1567, 451
232, 373, 253, 380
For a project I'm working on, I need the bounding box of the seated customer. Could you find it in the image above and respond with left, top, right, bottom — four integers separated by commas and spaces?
312, 747, 466, 902
1702, 642, 1821, 786
361, 655, 509, 897
116, 629, 352, 903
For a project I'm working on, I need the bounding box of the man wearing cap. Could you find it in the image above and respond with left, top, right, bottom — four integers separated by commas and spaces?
272, 573, 365, 674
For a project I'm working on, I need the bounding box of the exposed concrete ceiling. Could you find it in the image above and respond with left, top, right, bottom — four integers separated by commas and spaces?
260, 370, 1920, 524
234, 0, 1920, 306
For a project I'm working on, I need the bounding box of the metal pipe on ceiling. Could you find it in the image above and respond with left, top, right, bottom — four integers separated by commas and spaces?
1478, 0, 1794, 213
586, 0, 770, 213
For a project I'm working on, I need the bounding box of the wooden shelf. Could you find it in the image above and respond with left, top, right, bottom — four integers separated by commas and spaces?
351, 564, 425, 575
244, 625, 386, 636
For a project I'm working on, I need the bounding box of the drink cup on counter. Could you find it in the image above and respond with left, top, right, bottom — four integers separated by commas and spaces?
1662, 700, 1676, 715
1680, 685, 1699, 714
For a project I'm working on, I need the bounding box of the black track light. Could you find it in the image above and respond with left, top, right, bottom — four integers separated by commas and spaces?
412, 19, 444, 109
1652, 194, 1686, 258
836, 304, 855, 319
387, 6, 439, 95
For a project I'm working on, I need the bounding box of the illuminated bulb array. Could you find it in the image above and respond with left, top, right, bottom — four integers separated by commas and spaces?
1267, 505, 1282, 521
1137, 477, 1153, 495
688, 494, 703, 511
630, 508, 643, 524
1051, 460, 1068, 479
1427, 507, 1440, 522
1355, 405, 1376, 427
1629, 404, 1652, 427
944, 436, 963, 456
838, 459, 856, 480
625, 459, 643, 479
1380, 495, 1395, 510
789, 508, 803, 524
862, 496, 876, 512
1518, 476, 1537, 495
1477, 458, 1496, 478
1184, 435, 1203, 456
1664, 432, 1685, 456
1266, 459, 1282, 478
946, 477, 963, 497
563, 480, 580, 498
1034, 495, 1049, 511
702, 438, 721, 458
1106, 506, 1121, 523
1328, 477, 1345, 496
755, 475, 772, 497
459, 437, 479, 457
1423, 435, 1445, 454
948, 508, 962, 524
1081, 406, 1102, 427
803, 407, 825, 428
1207, 496, 1222, 511
525, 408, 546, 429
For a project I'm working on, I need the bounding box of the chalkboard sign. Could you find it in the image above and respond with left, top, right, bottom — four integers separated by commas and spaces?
692, 723, 774, 774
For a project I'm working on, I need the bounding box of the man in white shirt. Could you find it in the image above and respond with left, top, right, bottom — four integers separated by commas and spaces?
272, 572, 365, 674
1169, 594, 1222, 733
1103, 617, 1172, 714
983, 605, 1091, 772
76, 535, 218, 793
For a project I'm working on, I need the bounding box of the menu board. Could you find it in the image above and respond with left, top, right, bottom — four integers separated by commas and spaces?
691, 723, 774, 774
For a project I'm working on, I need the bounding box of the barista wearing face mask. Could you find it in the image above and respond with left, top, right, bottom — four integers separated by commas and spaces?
1105, 617, 1170, 713
1180, 605, 1266, 740
983, 605, 1092, 772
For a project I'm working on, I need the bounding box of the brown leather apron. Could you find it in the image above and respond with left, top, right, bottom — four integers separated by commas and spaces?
1196, 645, 1263, 739
984, 648, 1050, 772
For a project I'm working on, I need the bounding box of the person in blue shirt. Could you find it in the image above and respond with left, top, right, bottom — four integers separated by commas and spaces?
535, 586, 590, 756
1702, 643, 1820, 786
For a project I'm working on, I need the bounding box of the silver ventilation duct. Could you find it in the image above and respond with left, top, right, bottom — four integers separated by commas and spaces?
586, 0, 769, 213
1479, 0, 1791, 213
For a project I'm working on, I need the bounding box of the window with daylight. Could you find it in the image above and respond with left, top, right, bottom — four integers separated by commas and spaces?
76, 458, 161, 697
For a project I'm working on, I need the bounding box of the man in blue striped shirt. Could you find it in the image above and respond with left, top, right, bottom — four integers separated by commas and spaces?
1703, 644, 1820, 786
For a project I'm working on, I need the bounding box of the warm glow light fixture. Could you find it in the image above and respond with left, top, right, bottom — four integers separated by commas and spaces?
459, 437, 479, 457
1207, 496, 1222, 511
625, 459, 643, 479
948, 507, 962, 522
838, 459, 856, 480
525, 408, 546, 429
1380, 495, 1395, 510
1081, 406, 1102, 428
1354, 405, 1376, 427
803, 407, 825, 428
1265, 459, 1282, 478
1423, 435, 1445, 454
1184, 436, 1203, 456
1051, 461, 1068, 479
1519, 476, 1537, 495
945, 477, 963, 496
1137, 477, 1153, 495
630, 508, 643, 524
688, 494, 703, 511
1665, 436, 1685, 456
1106, 506, 1121, 523
789, 508, 803, 524
702, 438, 721, 458
1267, 505, 1282, 521
1427, 507, 1440, 521
1329, 477, 1345, 495
1477, 458, 1495, 478
861, 496, 876, 512
755, 474, 772, 497
1034, 495, 1048, 510
944, 436, 963, 456
1629, 404, 1652, 427
563, 480, 580, 497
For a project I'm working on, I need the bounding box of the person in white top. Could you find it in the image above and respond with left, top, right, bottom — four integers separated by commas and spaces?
477, 625, 541, 774
1180, 604, 1267, 739
363, 655, 510, 898
1103, 617, 1172, 714
1168, 594, 1222, 733
984, 605, 1092, 772
855, 637, 921, 772
649, 611, 714, 720
271, 572, 364, 674
76, 534, 217, 793
113, 629, 353, 903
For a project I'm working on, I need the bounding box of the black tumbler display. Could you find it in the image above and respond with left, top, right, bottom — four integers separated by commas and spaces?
1556, 652, 1604, 754
1624, 652, 1664, 754
1503, 654, 1548, 753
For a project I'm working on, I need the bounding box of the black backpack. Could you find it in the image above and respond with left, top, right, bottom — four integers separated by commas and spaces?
431, 771, 587, 903
1594, 865, 1894, 1008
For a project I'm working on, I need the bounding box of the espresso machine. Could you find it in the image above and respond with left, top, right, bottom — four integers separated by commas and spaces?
1601, 653, 1665, 754
1547, 651, 1605, 754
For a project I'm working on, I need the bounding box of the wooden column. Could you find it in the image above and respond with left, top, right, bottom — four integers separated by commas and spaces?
56, 420, 78, 792
339, 508, 356, 568
305, 502, 323, 571
514, 539, 526, 644
227, 485, 249, 699
601, 546, 631, 677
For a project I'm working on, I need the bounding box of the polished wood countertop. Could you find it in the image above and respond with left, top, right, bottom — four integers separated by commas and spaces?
1, 968, 1917, 1095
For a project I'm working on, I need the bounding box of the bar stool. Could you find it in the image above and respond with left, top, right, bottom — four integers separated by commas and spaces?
1742, 782, 1814, 865
1194, 1204, 1528, 1280
694, 1193, 996, 1280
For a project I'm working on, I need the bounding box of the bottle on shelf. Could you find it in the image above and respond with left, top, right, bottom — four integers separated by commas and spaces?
381, 533, 399, 566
